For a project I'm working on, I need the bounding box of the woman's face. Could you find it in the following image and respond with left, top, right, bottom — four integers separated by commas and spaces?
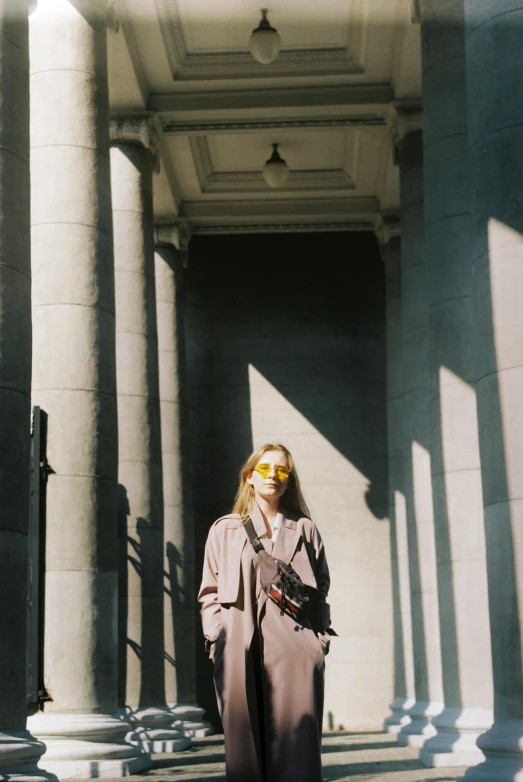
247, 450, 290, 505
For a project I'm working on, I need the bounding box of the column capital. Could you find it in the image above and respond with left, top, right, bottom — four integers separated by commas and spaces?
110, 116, 161, 170
374, 213, 401, 249
154, 221, 192, 264
390, 104, 423, 163
391, 105, 423, 142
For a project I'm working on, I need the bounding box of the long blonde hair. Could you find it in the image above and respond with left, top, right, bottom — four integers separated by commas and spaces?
232, 442, 310, 517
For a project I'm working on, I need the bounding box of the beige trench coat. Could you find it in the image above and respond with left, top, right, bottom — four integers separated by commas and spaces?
198, 504, 333, 782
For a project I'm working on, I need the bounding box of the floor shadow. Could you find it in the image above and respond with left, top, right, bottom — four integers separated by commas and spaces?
321, 741, 399, 754
322, 757, 424, 779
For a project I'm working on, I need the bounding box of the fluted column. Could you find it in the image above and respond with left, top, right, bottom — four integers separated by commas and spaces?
419, 0, 493, 768
376, 220, 416, 735
27, 2, 148, 776
0, 3, 47, 778
111, 119, 190, 753
394, 113, 444, 748
463, 3, 523, 780
154, 225, 213, 738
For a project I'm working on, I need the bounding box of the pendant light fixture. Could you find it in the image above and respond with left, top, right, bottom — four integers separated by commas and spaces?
262, 144, 290, 188
249, 9, 281, 65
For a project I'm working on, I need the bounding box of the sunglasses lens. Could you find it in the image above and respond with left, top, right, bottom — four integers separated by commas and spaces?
254, 464, 290, 480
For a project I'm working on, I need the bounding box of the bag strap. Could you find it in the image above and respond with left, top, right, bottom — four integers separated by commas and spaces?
241, 515, 265, 554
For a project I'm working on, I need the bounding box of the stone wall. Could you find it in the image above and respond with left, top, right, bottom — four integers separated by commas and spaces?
185, 231, 393, 731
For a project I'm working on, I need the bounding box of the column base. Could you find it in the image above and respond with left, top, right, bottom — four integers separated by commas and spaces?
167, 704, 214, 738
397, 700, 444, 747
384, 697, 415, 734
27, 713, 150, 780
420, 706, 492, 767
118, 706, 192, 753
0, 730, 50, 782
462, 719, 523, 782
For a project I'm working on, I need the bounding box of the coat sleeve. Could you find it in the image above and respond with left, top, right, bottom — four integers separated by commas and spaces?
197, 524, 222, 646
311, 522, 333, 630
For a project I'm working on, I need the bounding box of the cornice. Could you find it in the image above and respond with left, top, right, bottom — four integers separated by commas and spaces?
163, 115, 386, 135
149, 84, 394, 114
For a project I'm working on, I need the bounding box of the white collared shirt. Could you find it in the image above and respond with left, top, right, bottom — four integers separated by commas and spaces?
269, 512, 283, 544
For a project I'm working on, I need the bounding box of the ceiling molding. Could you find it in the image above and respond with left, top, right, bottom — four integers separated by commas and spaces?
191, 222, 371, 235
154, 0, 367, 81
189, 136, 354, 195
163, 115, 387, 135
153, 0, 187, 77
149, 84, 394, 114
169, 49, 363, 81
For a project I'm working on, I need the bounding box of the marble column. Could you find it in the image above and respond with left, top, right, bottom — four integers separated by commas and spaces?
0, 3, 47, 778
418, 0, 493, 767
27, 2, 148, 776
463, 3, 523, 780
110, 120, 190, 753
154, 226, 213, 738
394, 113, 444, 748
376, 220, 416, 735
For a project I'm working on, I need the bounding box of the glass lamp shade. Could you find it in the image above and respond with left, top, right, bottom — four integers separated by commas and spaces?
263, 144, 290, 188
249, 9, 281, 65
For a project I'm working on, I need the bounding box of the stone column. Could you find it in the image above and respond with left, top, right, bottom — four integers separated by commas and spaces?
0, 3, 47, 778
394, 113, 444, 747
111, 119, 190, 753
376, 220, 416, 735
418, 0, 493, 768
463, 3, 523, 780
154, 225, 213, 738
27, 2, 148, 776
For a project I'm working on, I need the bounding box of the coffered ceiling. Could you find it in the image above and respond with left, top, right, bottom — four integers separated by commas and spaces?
107, 0, 421, 235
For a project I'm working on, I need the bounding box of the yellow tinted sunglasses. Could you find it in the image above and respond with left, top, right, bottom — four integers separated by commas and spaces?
254, 463, 291, 481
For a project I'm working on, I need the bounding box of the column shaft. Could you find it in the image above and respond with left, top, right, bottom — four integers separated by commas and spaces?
155, 240, 212, 737
419, 0, 493, 767
464, 3, 523, 780
28, 1, 147, 775
396, 128, 444, 748
382, 236, 416, 734
0, 2, 46, 775
111, 135, 190, 753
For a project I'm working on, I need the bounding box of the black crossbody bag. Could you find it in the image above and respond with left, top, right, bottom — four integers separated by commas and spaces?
241, 515, 324, 629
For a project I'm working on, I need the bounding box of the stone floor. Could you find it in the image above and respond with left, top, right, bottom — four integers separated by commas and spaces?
121, 731, 467, 782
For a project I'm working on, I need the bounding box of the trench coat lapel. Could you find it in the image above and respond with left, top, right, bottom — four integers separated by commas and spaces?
272, 510, 301, 564
248, 502, 270, 540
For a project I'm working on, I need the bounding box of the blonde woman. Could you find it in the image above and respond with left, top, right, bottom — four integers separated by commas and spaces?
198, 443, 333, 782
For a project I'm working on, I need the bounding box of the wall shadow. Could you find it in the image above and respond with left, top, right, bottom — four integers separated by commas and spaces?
118, 485, 165, 708
185, 231, 388, 730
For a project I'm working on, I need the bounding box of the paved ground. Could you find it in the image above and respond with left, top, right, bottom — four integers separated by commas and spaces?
128, 732, 467, 782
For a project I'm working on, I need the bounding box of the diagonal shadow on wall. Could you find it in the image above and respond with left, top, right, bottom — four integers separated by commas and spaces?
185, 231, 389, 729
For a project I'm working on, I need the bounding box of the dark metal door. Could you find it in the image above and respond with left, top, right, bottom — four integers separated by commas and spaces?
27, 406, 49, 711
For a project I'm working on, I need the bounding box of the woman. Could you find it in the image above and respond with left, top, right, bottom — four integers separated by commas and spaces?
198, 442, 333, 782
